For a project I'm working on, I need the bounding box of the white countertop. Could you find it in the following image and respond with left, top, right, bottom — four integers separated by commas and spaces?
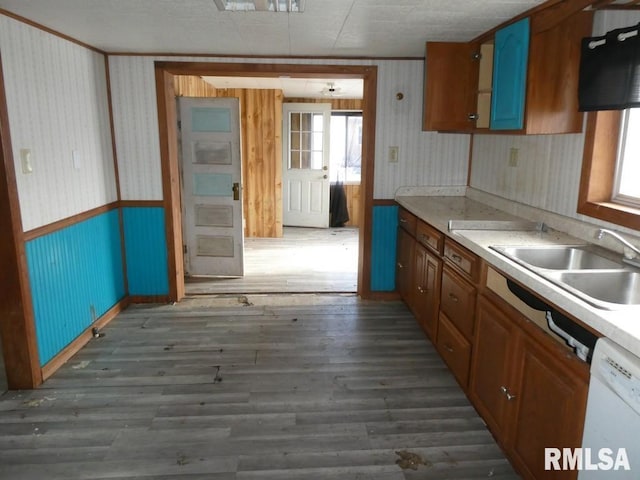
395, 195, 640, 358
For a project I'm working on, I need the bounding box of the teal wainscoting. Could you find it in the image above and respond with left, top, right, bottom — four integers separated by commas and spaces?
26, 209, 126, 366
122, 207, 169, 296
370, 204, 399, 291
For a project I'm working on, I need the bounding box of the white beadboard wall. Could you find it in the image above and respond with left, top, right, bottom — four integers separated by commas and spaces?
470, 10, 640, 223
0, 15, 117, 231
108, 56, 470, 201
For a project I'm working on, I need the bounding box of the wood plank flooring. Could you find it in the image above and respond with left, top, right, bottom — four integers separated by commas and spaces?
0, 295, 520, 479
186, 227, 358, 295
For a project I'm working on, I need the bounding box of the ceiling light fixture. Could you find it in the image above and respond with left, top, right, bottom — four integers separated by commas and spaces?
321, 82, 343, 97
213, 0, 305, 12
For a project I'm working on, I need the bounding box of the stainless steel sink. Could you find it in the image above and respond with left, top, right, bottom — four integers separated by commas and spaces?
546, 270, 640, 308
491, 244, 640, 309
491, 245, 621, 270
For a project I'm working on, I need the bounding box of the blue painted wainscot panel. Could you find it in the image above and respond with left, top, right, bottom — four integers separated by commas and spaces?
370, 205, 399, 291
26, 210, 126, 366
122, 207, 169, 296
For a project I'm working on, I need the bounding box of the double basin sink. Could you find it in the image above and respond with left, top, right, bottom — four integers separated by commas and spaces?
491, 245, 640, 310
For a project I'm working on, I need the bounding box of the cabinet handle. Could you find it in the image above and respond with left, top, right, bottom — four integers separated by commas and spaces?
418, 286, 427, 294
399, 218, 408, 224
500, 386, 517, 401
468, 113, 479, 121
397, 262, 404, 269
444, 343, 454, 353
451, 253, 463, 263
420, 234, 429, 243
448, 293, 459, 303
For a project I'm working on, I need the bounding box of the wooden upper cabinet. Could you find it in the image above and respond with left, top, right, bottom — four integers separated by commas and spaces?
423, 42, 478, 132
423, 10, 594, 134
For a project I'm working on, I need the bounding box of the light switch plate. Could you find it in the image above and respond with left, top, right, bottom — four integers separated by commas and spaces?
388, 146, 399, 163
20, 149, 33, 174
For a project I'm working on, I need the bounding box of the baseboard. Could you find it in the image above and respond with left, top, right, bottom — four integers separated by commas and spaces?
41, 297, 130, 380
129, 295, 171, 304
364, 291, 401, 301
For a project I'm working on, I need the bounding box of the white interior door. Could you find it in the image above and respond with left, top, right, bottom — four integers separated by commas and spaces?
283, 103, 331, 228
179, 97, 243, 277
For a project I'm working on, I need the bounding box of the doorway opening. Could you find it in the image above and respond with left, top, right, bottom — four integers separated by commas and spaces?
155, 62, 377, 300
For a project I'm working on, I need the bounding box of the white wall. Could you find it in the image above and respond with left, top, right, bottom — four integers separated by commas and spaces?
108, 56, 470, 201
470, 10, 640, 224
0, 15, 117, 231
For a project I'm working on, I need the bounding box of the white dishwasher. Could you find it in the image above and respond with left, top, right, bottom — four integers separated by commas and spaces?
579, 337, 640, 479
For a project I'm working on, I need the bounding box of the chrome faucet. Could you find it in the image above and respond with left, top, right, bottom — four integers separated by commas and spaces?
596, 228, 640, 268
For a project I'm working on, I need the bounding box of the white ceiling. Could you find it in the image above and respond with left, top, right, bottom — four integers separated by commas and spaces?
203, 76, 364, 98
0, 0, 549, 57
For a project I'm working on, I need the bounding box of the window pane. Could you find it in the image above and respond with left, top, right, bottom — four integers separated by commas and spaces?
290, 113, 300, 131
290, 131, 300, 150
329, 113, 361, 183
301, 151, 311, 169
616, 108, 640, 203
311, 151, 323, 170
301, 113, 311, 131
290, 150, 300, 169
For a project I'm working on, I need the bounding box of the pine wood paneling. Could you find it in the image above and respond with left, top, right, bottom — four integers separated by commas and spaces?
343, 184, 361, 227
284, 97, 363, 110
173, 75, 217, 97
217, 88, 283, 238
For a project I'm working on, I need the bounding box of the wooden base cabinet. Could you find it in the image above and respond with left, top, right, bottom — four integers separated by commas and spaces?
413, 243, 442, 340
396, 227, 415, 305
471, 295, 589, 480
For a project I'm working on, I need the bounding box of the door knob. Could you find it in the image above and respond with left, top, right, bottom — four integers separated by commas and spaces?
323, 166, 328, 171
232, 182, 240, 201
323, 175, 328, 179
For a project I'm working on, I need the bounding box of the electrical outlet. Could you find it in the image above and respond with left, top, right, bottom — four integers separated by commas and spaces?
388, 146, 399, 163
509, 147, 519, 167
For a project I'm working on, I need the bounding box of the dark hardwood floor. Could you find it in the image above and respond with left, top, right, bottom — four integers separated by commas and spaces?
0, 295, 520, 479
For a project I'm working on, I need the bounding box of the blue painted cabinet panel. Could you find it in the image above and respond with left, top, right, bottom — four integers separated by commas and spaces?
26, 210, 125, 365
122, 207, 169, 296
490, 18, 530, 130
370, 205, 399, 292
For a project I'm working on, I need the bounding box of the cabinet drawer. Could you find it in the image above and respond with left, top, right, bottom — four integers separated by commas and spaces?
441, 265, 476, 340
444, 238, 479, 281
437, 313, 472, 388
416, 220, 443, 255
398, 208, 417, 236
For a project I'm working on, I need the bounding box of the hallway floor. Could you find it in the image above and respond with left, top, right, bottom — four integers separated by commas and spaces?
0, 295, 519, 479
185, 227, 358, 295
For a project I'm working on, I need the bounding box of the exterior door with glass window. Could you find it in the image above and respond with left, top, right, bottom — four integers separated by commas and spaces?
282, 103, 331, 228
178, 97, 243, 277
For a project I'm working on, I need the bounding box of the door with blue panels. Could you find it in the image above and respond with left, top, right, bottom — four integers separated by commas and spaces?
178, 97, 244, 276
490, 18, 530, 130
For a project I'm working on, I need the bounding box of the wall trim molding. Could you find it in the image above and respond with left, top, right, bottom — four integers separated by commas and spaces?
0, 8, 106, 55
41, 297, 129, 380
23, 202, 119, 241
154, 61, 378, 301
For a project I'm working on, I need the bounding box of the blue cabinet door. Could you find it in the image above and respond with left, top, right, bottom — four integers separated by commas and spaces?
490, 18, 530, 130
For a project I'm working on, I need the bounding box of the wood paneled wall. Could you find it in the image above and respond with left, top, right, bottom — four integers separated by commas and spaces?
343, 184, 361, 228
173, 76, 283, 238
174, 76, 217, 97
284, 98, 363, 111
217, 88, 283, 238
